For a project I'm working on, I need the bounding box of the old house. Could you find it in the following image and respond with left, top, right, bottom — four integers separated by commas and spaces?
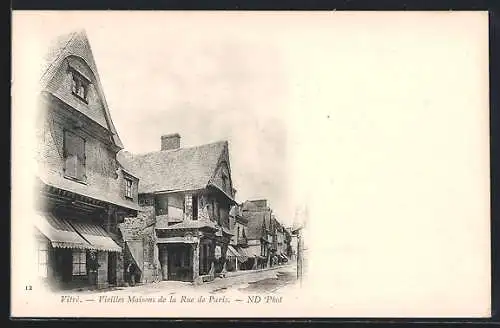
117, 135, 237, 283
226, 204, 249, 271
241, 200, 274, 269
34, 30, 140, 290
273, 219, 289, 264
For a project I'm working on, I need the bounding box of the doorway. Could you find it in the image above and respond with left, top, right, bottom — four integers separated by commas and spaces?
55, 248, 73, 283
108, 252, 117, 286
167, 244, 192, 281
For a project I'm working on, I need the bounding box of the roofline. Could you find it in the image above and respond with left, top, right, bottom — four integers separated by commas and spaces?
132, 140, 229, 158
207, 183, 237, 205
40, 30, 124, 150
151, 188, 205, 195
121, 167, 139, 180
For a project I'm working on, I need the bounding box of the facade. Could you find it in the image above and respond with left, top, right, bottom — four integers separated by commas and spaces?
226, 204, 250, 271
118, 135, 238, 283
274, 221, 289, 265
34, 30, 139, 290
241, 200, 274, 269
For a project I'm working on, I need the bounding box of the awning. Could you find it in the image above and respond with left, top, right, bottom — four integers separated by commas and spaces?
34, 213, 122, 252
125, 240, 143, 273
281, 253, 289, 260
70, 221, 122, 252
156, 236, 199, 244
240, 246, 265, 259
34, 213, 90, 250
227, 245, 248, 262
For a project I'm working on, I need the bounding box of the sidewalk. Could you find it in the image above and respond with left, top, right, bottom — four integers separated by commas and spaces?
222, 264, 292, 279
61, 263, 297, 295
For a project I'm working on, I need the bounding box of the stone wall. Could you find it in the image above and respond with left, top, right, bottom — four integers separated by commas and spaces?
119, 196, 158, 283
97, 251, 108, 289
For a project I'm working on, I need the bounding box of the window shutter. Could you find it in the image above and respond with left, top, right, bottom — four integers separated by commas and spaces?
64, 131, 85, 180
76, 137, 85, 180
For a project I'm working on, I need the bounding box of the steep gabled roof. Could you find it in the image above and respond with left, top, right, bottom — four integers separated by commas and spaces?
40, 29, 124, 149
244, 210, 272, 240
117, 140, 230, 195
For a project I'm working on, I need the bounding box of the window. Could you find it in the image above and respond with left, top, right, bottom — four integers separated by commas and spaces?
37, 240, 49, 278
69, 67, 90, 103
72, 250, 87, 276
211, 200, 215, 221
63, 130, 86, 181
192, 195, 198, 220
237, 227, 240, 239
217, 206, 222, 226
125, 178, 133, 199
155, 196, 168, 216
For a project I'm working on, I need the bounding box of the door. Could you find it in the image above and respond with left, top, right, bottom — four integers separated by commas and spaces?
167, 244, 192, 281
55, 248, 73, 283
108, 252, 117, 285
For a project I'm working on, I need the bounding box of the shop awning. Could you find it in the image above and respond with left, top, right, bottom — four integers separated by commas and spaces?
34, 213, 122, 252
125, 240, 144, 273
227, 245, 248, 262
70, 221, 122, 252
239, 246, 265, 259
156, 236, 199, 244
34, 213, 91, 250
281, 253, 289, 260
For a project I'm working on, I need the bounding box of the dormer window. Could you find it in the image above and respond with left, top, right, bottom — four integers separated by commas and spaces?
69, 66, 90, 103
124, 178, 133, 199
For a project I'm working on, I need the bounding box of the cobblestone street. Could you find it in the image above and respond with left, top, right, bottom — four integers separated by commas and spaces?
72, 263, 298, 297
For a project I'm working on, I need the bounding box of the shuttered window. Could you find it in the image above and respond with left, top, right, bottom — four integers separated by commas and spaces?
64, 130, 86, 181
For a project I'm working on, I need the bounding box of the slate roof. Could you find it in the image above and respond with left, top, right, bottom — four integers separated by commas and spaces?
243, 210, 272, 240
117, 141, 230, 195
40, 29, 124, 149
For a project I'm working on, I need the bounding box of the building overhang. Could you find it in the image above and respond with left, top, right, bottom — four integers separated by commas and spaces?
37, 175, 140, 216
206, 184, 237, 205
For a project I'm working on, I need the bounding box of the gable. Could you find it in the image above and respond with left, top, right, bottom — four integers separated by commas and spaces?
209, 143, 234, 197
40, 30, 124, 149
212, 162, 232, 196
45, 55, 109, 129
119, 141, 227, 194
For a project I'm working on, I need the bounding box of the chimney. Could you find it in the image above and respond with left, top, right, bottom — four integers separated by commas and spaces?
161, 133, 181, 151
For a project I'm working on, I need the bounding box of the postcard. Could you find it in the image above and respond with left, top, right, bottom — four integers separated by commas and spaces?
11, 10, 490, 318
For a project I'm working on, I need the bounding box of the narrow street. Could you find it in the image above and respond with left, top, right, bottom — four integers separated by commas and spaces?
73, 263, 298, 296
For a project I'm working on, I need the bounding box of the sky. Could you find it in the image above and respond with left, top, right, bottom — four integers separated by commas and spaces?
14, 12, 491, 315
18, 12, 307, 227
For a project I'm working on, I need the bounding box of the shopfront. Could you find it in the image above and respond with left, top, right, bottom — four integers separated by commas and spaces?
34, 212, 122, 290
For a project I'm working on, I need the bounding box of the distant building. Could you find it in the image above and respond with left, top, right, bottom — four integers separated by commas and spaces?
241, 200, 274, 269
118, 135, 237, 283
34, 30, 139, 290
226, 204, 250, 271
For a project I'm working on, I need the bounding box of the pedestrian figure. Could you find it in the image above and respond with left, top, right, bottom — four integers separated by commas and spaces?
126, 262, 136, 286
